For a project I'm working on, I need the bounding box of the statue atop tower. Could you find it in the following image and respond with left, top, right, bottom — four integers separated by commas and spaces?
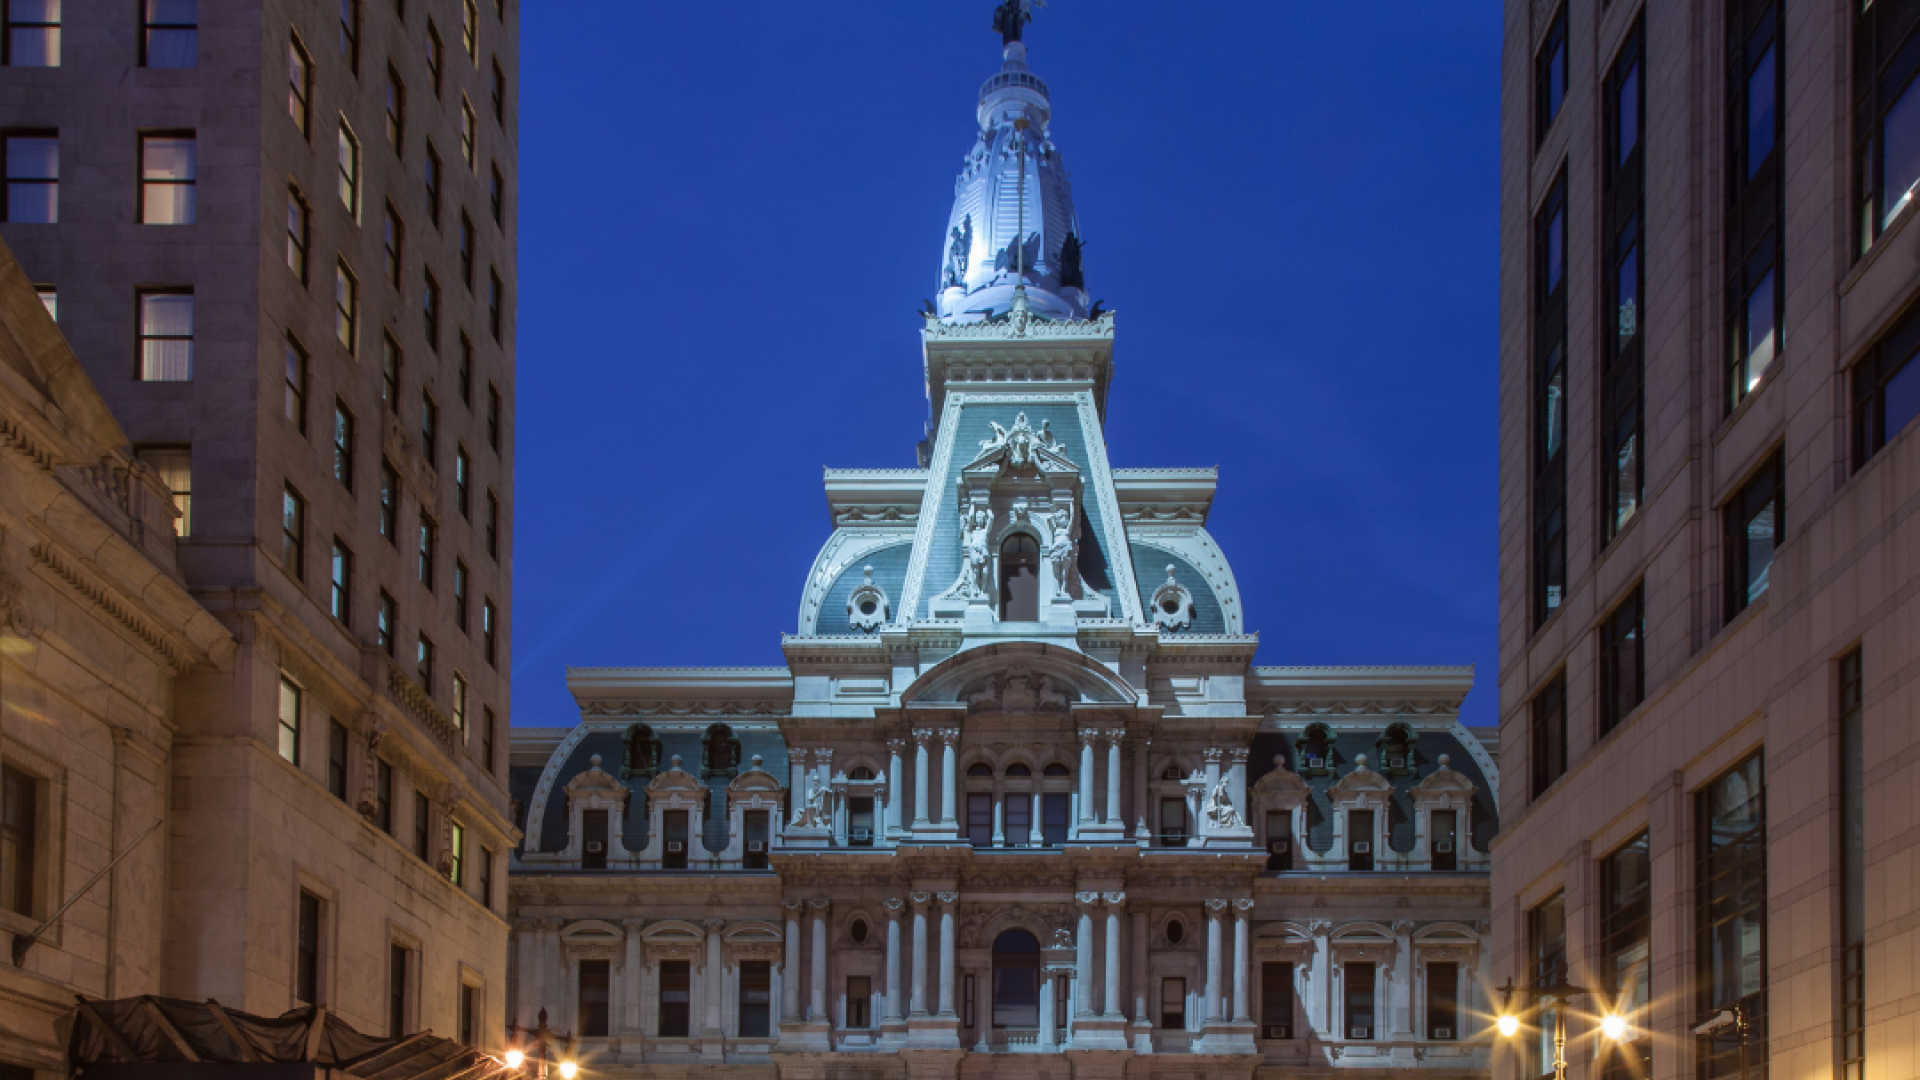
992, 0, 1037, 45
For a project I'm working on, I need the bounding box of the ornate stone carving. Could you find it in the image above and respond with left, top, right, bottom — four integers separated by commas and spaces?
939, 499, 995, 601
910, 891, 931, 907
1233, 899, 1255, 915
1074, 891, 1100, 907
965, 668, 1069, 713
1150, 565, 1195, 632
884, 897, 905, 916
1101, 892, 1125, 906
936, 891, 958, 907
846, 565, 891, 633
1205, 774, 1245, 828
1203, 899, 1229, 914
808, 898, 831, 913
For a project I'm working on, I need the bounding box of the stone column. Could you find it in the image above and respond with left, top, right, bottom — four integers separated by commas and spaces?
1102, 893, 1124, 1017
1392, 920, 1414, 1035
1203, 899, 1226, 1022
1038, 969, 1057, 1050
1232, 900, 1253, 1022
883, 898, 905, 1023
886, 738, 906, 835
937, 892, 958, 1016
1131, 905, 1150, 1025
1074, 893, 1097, 1018
623, 918, 645, 1033
782, 901, 802, 1023
808, 900, 830, 1023
705, 918, 726, 1037
1077, 730, 1097, 825
992, 781, 1005, 846
789, 748, 810, 825
939, 730, 959, 826
913, 732, 931, 827
515, 919, 541, 1027
910, 892, 930, 1016
1308, 920, 1332, 1036
1105, 733, 1123, 825
1133, 737, 1152, 839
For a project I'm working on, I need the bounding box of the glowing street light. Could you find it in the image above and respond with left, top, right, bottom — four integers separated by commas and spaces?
1600, 1013, 1628, 1042
505, 1009, 578, 1080
503, 1051, 525, 1070
1494, 978, 1628, 1080
1497, 1013, 1521, 1038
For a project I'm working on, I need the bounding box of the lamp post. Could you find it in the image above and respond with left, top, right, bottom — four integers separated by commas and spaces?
1495, 977, 1626, 1080
505, 1009, 578, 1080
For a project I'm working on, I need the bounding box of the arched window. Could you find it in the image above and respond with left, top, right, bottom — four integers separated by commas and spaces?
1000, 534, 1040, 621
968, 763, 993, 777
1376, 723, 1416, 773
849, 766, 874, 781
623, 723, 660, 778
1005, 763, 1031, 777
1043, 763, 1070, 777
1297, 724, 1333, 774
992, 930, 1040, 1028
702, 723, 741, 778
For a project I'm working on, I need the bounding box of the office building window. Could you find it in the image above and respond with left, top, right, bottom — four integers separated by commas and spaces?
487, 384, 501, 449
453, 560, 469, 631
377, 590, 396, 656
141, 0, 195, 66
35, 284, 52, 319
1529, 893, 1566, 1077
459, 212, 474, 286
335, 263, 358, 352
1344, 962, 1376, 1040
1599, 833, 1651, 1080
1724, 450, 1783, 620
295, 890, 323, 1004
659, 960, 690, 1037
137, 291, 193, 380
287, 186, 309, 281
966, 791, 991, 847
385, 65, 404, 151
416, 633, 434, 693
478, 847, 493, 907
488, 268, 502, 339
384, 204, 403, 287
138, 133, 194, 223
1856, 1, 1920, 250
425, 20, 442, 94
282, 484, 305, 578
288, 34, 311, 133
1851, 303, 1920, 468
388, 943, 410, 1036
330, 540, 352, 623
1533, 170, 1567, 626
1727, 0, 1783, 407
460, 99, 475, 167
1598, 585, 1644, 735
379, 459, 399, 542
482, 706, 496, 771
1839, 650, 1865, 1080
381, 333, 401, 408
337, 122, 359, 216
412, 791, 430, 860
338, 0, 357, 71
484, 490, 498, 557
1534, 4, 1566, 146
284, 337, 307, 431
1, 765, 38, 917
1531, 672, 1566, 797
2, 132, 55, 222
491, 58, 505, 122
333, 401, 354, 488
277, 676, 302, 764
1426, 962, 1458, 1041
451, 671, 467, 731
458, 334, 474, 402
461, 0, 476, 61
421, 391, 437, 464
326, 719, 349, 799
1261, 962, 1293, 1039
1160, 977, 1185, 1030
490, 162, 503, 224
742, 964, 777, 1035
424, 141, 441, 224
1601, 22, 1645, 545
482, 598, 496, 665
446, 819, 463, 883
375, 757, 393, 833
423, 269, 440, 349
452, 448, 471, 517
5, 0, 58, 65
457, 983, 478, 1044
135, 446, 191, 536
1697, 753, 1766, 1080
418, 513, 435, 589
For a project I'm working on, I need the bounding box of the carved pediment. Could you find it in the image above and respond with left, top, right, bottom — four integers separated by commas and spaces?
565, 755, 629, 806
1410, 757, 1477, 802
1252, 757, 1312, 801
962, 412, 1079, 479
966, 667, 1073, 713
901, 642, 1134, 709
647, 756, 708, 795
1327, 762, 1393, 803
727, 756, 785, 795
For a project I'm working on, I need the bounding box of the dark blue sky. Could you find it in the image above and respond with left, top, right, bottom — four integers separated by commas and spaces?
513, 3, 1503, 728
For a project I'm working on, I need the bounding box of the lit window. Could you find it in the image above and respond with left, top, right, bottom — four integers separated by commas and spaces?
3, 133, 57, 222
1598, 585, 1644, 736
423, 268, 440, 350
385, 64, 405, 151
447, 818, 464, 883
282, 484, 305, 578
141, 0, 195, 67
286, 186, 309, 281
332, 400, 354, 488
1529, 896, 1567, 1075
1723, 450, 1783, 620
277, 676, 302, 764
1727, 0, 1782, 411
459, 98, 475, 167
283, 337, 307, 431
4, 0, 59, 66
338, 0, 358, 72
377, 589, 396, 655
451, 671, 467, 730
335, 262, 358, 352
384, 203, 403, 286
137, 290, 193, 381
135, 446, 192, 536
461, 0, 476, 62
337, 122, 360, 216
453, 559, 468, 630
454, 448, 470, 516
1857, 2, 1920, 247
330, 539, 352, 623
139, 133, 195, 223
416, 632, 434, 694
482, 598, 496, 665
288, 34, 311, 134
1851, 303, 1920, 468
417, 512, 435, 589
1533, 4, 1566, 146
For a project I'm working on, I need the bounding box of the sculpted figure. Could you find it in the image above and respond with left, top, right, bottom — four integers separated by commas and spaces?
1205, 775, 1245, 828
941, 501, 994, 600
1045, 505, 1075, 592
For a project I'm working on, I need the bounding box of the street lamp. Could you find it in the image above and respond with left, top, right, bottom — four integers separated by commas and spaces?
505, 1009, 578, 1080
1494, 978, 1628, 1080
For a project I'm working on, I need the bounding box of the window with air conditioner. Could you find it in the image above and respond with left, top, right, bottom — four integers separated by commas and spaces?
581, 808, 607, 870
1349, 810, 1375, 871
1432, 808, 1459, 871
1345, 961, 1375, 1040
663, 810, 688, 869
1261, 962, 1294, 1039
744, 810, 770, 869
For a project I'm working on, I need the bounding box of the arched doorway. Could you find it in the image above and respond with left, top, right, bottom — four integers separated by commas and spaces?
992, 929, 1040, 1028
1000, 534, 1040, 620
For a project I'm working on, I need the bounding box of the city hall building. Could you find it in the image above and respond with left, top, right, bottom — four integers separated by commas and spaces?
509, 21, 1500, 1080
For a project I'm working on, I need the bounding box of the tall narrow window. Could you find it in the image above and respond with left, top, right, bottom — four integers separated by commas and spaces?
4, 0, 58, 66
459, 983, 477, 1044
488, 268, 503, 340
424, 141, 441, 225
1724, 450, 1783, 620
967, 791, 992, 847
1839, 651, 1865, 1080
450, 671, 467, 731
490, 58, 505, 122
1728, 0, 1783, 406
385, 65, 405, 151
284, 337, 308, 431
423, 269, 440, 349
327, 719, 349, 799
277, 676, 302, 764
412, 791, 430, 860
459, 98, 475, 167
139, 133, 195, 223
382, 333, 402, 408
1855, 1, 1920, 250
388, 943, 410, 1036
839, 972, 865, 1031
288, 35, 311, 134
379, 459, 399, 542
446, 819, 463, 882
416, 633, 434, 693
1529, 893, 1567, 1078
1160, 977, 1185, 1030
377, 590, 396, 655
454, 448, 471, 516
137, 290, 193, 380
135, 446, 191, 536
333, 401, 354, 488
1599, 834, 1651, 1080
453, 560, 469, 631
2, 766, 38, 917
1599, 586, 1645, 735
1851, 304, 1920, 469
330, 540, 352, 623
336, 263, 358, 352
1533, 171, 1568, 626
581, 807, 607, 869
482, 706, 497, 772
663, 809, 688, 869
1344, 962, 1376, 1040
421, 392, 438, 464
490, 163, 504, 224
488, 384, 501, 449
1430, 809, 1458, 872
1347, 809, 1374, 871
425, 21, 442, 94
287, 186, 309, 281
1697, 754, 1766, 1080
418, 512, 435, 589
458, 334, 474, 402
295, 891, 323, 1005
338, 0, 358, 72
337, 122, 360, 216
384, 204, 403, 287
484, 490, 498, 557
1533, 5, 1566, 147
461, 0, 477, 61
1042, 790, 1068, 847
1601, 23, 1645, 545
375, 758, 393, 833
747, 807, 774, 861
1531, 671, 1566, 797
658, 961, 690, 1037
1004, 792, 1029, 847
282, 484, 305, 578
2, 132, 55, 222
1426, 962, 1458, 1040
478, 848, 493, 907
141, 0, 196, 66
1261, 962, 1293, 1039
482, 598, 496, 665
459, 212, 474, 286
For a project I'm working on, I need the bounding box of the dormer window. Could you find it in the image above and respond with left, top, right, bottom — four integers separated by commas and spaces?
1376, 723, 1416, 775
702, 723, 741, 779
1296, 724, 1334, 775
623, 723, 660, 779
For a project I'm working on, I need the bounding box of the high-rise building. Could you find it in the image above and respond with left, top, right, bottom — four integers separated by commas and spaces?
507, 17, 1499, 1078
0, 0, 517, 1053
1495, 3, 1919, 1080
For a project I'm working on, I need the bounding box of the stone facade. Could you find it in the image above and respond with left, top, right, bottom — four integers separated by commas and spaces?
0, 0, 519, 1063
508, 26, 1498, 1080
1495, 2, 1920, 1080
